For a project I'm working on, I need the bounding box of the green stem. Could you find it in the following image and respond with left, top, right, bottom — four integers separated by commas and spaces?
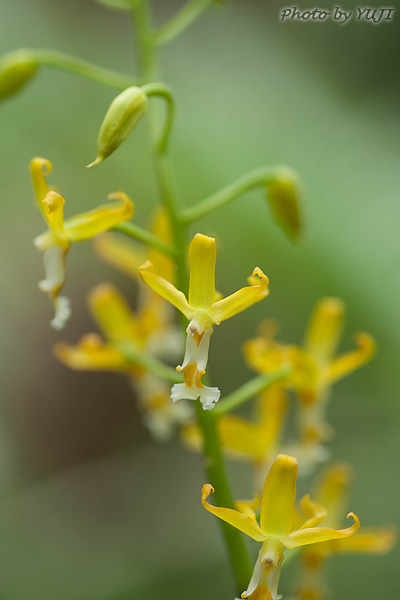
181, 166, 288, 223
132, 0, 253, 592
117, 341, 182, 383
141, 82, 175, 152
153, 0, 214, 46
213, 369, 291, 417
113, 221, 177, 257
31, 49, 138, 89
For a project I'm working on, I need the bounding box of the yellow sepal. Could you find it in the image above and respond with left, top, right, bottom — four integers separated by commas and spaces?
260, 454, 297, 537
30, 156, 52, 219
303, 298, 345, 366
188, 233, 216, 309
88, 283, 138, 343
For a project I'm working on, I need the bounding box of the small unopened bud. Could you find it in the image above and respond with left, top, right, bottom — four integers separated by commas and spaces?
265, 168, 302, 241
0, 49, 38, 101
88, 86, 147, 168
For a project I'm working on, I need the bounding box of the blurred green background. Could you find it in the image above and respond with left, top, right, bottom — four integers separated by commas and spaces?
0, 0, 399, 598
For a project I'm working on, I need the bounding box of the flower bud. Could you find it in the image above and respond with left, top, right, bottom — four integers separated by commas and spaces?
265, 168, 302, 241
0, 49, 38, 101
88, 86, 147, 167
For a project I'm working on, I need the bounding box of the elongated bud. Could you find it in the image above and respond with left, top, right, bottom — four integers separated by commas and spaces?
0, 49, 38, 101
88, 86, 147, 167
265, 168, 302, 241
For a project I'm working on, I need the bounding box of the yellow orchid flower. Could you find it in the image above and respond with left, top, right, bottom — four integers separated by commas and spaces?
244, 300, 376, 446
55, 282, 192, 440
202, 454, 360, 600
296, 463, 396, 600
30, 157, 133, 329
139, 232, 269, 410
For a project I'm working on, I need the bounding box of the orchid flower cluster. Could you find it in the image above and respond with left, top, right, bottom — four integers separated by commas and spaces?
0, 1, 395, 599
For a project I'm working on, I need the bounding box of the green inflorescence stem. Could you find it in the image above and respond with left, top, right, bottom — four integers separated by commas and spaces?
132, 0, 253, 593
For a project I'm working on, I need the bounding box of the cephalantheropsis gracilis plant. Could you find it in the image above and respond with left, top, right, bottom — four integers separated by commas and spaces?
0, 1, 395, 598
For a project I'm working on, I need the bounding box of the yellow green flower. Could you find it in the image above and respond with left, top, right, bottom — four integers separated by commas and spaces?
296, 463, 396, 600
202, 454, 360, 600
30, 157, 133, 329
139, 232, 269, 410
244, 300, 376, 447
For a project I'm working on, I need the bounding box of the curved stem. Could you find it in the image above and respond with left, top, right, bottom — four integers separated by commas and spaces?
112, 221, 177, 257
153, 0, 214, 46
181, 166, 289, 223
141, 82, 175, 152
31, 49, 138, 89
117, 341, 183, 383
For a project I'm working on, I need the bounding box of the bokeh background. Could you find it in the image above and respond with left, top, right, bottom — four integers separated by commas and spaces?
0, 0, 399, 598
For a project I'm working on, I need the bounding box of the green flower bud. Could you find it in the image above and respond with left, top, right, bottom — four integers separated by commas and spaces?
0, 49, 38, 101
265, 168, 302, 241
88, 86, 148, 168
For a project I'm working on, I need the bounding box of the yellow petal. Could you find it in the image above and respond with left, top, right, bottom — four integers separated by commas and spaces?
327, 525, 397, 554
235, 496, 261, 521
88, 283, 137, 342
42, 191, 66, 237
257, 385, 287, 446
313, 463, 352, 526
298, 495, 328, 529
64, 192, 134, 242
303, 298, 345, 366
282, 512, 360, 549
327, 333, 376, 384
139, 261, 194, 320
188, 233, 216, 310
201, 484, 267, 542
219, 415, 267, 460
94, 233, 144, 280
54, 334, 129, 371
260, 454, 298, 537
30, 156, 53, 218
209, 268, 269, 325
148, 208, 175, 281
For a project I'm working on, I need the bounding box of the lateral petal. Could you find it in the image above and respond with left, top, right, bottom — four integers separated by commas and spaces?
282, 512, 360, 549
64, 192, 133, 241
209, 268, 269, 325
327, 333, 376, 384
139, 261, 194, 320
201, 484, 267, 542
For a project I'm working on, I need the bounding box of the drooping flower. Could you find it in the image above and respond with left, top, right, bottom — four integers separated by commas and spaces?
295, 463, 396, 600
202, 454, 360, 600
244, 300, 376, 466
55, 282, 192, 440
139, 233, 269, 410
30, 157, 133, 329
